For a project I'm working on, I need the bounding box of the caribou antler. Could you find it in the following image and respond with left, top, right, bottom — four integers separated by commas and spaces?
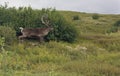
41, 14, 50, 27
19, 14, 53, 43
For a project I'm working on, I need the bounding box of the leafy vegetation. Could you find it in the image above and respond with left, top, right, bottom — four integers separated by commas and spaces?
72, 15, 80, 20
92, 14, 99, 19
0, 26, 16, 44
114, 20, 120, 27
107, 20, 120, 33
0, 5, 78, 43
0, 4, 120, 76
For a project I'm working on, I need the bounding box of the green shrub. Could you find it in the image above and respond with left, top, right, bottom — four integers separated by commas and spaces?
73, 15, 80, 20
114, 20, 120, 27
92, 14, 99, 19
107, 20, 120, 33
107, 26, 118, 33
0, 4, 78, 43
42, 9, 78, 43
0, 26, 16, 44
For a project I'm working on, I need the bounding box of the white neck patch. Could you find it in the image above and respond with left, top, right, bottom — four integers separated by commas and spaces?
19, 27, 23, 32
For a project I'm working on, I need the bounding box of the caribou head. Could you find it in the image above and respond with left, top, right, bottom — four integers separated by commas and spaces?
19, 14, 53, 42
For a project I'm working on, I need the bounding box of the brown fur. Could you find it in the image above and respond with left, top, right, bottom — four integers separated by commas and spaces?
19, 27, 53, 42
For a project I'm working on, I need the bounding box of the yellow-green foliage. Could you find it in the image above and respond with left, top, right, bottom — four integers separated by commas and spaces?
0, 6, 78, 43
0, 40, 120, 76
0, 26, 16, 44
0, 9, 120, 76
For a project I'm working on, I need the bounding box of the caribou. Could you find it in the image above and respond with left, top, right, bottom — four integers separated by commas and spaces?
18, 15, 53, 42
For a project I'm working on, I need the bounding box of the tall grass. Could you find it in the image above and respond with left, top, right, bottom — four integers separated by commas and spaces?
0, 10, 120, 76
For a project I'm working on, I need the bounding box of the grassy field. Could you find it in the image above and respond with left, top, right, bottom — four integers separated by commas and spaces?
0, 11, 120, 76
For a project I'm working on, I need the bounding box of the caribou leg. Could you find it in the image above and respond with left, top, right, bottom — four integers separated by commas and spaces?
39, 37, 44, 43
18, 35, 27, 43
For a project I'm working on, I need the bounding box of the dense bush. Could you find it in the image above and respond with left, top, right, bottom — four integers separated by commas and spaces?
107, 20, 120, 33
107, 26, 118, 33
92, 14, 99, 19
0, 5, 78, 43
114, 20, 120, 27
72, 15, 80, 20
45, 10, 78, 42
0, 26, 16, 43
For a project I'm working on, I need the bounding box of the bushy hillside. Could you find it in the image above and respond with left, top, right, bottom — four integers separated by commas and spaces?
0, 6, 78, 43
0, 5, 120, 76
60, 11, 120, 51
